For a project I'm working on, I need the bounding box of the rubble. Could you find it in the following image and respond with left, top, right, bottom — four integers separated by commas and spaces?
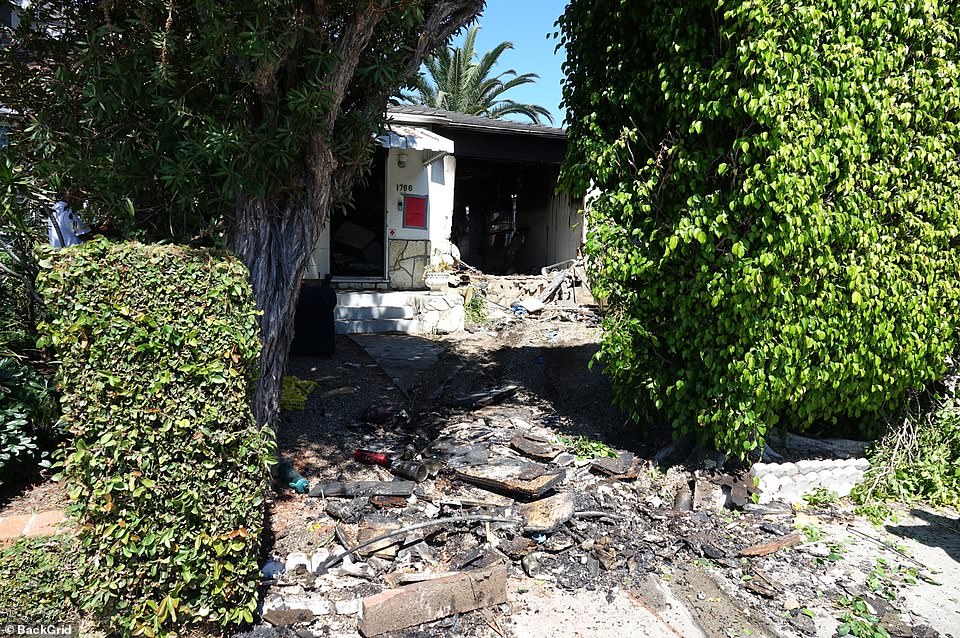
454, 460, 566, 499
518, 492, 575, 533
259, 310, 955, 638
356, 566, 508, 637
308, 481, 416, 498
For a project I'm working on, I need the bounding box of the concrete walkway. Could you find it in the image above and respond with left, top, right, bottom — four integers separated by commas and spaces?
349, 334, 444, 396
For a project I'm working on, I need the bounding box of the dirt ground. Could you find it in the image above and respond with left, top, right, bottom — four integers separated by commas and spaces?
260, 312, 960, 638
4, 303, 958, 638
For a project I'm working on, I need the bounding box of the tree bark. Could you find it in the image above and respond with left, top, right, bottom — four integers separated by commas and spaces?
227, 188, 324, 428
229, 0, 486, 429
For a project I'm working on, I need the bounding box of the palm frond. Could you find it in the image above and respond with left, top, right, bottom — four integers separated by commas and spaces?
400, 25, 553, 125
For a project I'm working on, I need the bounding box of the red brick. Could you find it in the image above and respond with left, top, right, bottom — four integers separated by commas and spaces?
22, 510, 68, 537
0, 514, 31, 540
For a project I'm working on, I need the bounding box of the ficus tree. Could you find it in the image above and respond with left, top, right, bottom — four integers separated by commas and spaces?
558, 0, 960, 456
1, 0, 484, 426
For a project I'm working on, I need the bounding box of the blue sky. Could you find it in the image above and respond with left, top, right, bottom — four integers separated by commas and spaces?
450, 0, 569, 126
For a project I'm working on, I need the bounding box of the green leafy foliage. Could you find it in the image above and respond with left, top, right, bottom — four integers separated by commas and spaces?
0, 535, 86, 625
558, 0, 960, 456
835, 596, 890, 638
1, 153, 61, 487
1, 153, 50, 349
853, 392, 960, 508
464, 286, 488, 325
36, 239, 275, 637
0, 356, 57, 484
557, 434, 618, 461
2, 1, 481, 241
798, 523, 824, 543
802, 487, 841, 507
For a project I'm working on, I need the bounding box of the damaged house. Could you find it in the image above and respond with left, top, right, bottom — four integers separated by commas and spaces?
301, 105, 585, 335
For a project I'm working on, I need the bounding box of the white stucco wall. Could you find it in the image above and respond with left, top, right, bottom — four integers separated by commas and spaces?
304, 147, 456, 281
384, 148, 456, 264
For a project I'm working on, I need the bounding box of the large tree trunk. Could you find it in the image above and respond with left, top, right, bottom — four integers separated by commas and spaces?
227, 0, 486, 428
227, 191, 323, 427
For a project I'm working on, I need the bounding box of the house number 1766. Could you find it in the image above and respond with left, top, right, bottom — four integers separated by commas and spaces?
396, 184, 414, 192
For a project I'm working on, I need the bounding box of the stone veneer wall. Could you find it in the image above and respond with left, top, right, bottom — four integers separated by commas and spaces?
388, 239, 431, 290
413, 293, 464, 334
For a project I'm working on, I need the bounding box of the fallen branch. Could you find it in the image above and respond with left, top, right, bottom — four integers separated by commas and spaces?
736, 532, 803, 557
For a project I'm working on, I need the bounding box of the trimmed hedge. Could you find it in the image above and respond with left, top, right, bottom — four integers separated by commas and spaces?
36, 239, 275, 637
559, 0, 960, 456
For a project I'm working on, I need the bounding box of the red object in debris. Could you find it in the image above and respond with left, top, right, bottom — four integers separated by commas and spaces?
354, 449, 391, 468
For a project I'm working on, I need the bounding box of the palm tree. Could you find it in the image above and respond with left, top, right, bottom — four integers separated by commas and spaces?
404, 26, 554, 125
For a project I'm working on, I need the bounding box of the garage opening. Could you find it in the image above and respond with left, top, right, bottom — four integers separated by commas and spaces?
452, 158, 579, 274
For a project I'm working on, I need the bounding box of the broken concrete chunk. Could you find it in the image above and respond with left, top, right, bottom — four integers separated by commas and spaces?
262, 595, 330, 625
692, 478, 726, 511
515, 298, 545, 314
309, 480, 415, 498
262, 607, 313, 626
590, 451, 636, 477
285, 552, 312, 575
519, 492, 575, 533
422, 482, 514, 508
334, 599, 362, 616
552, 452, 575, 467
357, 517, 404, 559
357, 566, 508, 637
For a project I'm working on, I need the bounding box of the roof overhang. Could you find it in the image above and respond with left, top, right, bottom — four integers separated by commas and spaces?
377, 124, 455, 154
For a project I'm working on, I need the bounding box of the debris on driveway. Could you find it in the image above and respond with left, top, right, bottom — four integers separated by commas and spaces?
257, 319, 957, 638
357, 566, 508, 636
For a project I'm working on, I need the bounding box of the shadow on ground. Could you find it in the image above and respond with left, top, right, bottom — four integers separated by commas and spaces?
886, 508, 960, 565
278, 323, 672, 482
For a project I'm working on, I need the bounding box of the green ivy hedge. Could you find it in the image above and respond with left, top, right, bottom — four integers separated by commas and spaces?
559, 0, 960, 456
36, 239, 275, 637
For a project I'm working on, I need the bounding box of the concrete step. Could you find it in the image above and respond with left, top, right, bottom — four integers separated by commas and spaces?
337, 291, 412, 307
335, 318, 420, 334
335, 305, 415, 321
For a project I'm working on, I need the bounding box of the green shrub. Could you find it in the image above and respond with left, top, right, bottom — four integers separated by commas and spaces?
464, 286, 488, 325
559, 0, 960, 456
0, 535, 86, 625
854, 392, 960, 508
0, 356, 57, 484
36, 238, 275, 637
